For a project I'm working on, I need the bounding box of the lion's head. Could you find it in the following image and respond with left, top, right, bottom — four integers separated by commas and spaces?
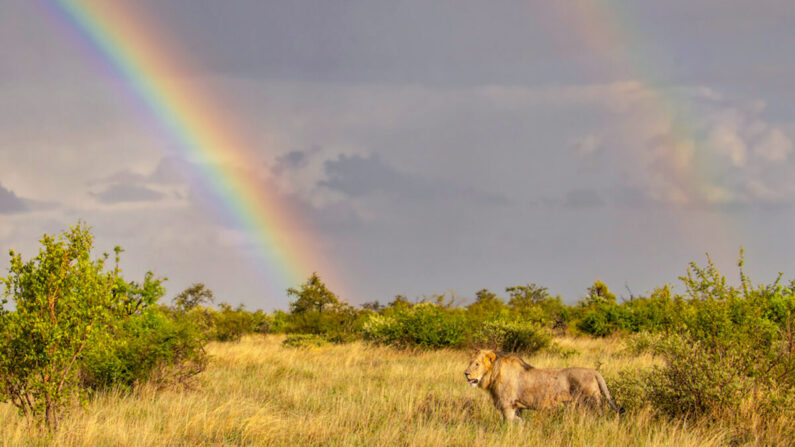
464, 349, 497, 387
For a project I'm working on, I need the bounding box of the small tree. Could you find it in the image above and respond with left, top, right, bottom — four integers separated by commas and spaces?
467, 289, 506, 320
583, 280, 616, 306
0, 223, 116, 430
287, 273, 341, 314
506, 283, 551, 308
286, 273, 359, 338
172, 283, 214, 311
361, 300, 383, 312
506, 283, 562, 324
388, 294, 412, 310
105, 246, 165, 316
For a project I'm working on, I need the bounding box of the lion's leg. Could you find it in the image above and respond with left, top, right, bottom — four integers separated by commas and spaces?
501, 406, 520, 423
584, 383, 605, 414
589, 394, 604, 415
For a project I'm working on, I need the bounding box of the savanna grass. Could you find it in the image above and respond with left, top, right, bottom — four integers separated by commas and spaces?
0, 335, 777, 446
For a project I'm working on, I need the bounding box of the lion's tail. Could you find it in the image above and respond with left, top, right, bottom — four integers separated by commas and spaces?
595, 373, 621, 413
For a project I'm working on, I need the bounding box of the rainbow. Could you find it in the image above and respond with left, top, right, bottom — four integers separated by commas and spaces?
42, 0, 342, 299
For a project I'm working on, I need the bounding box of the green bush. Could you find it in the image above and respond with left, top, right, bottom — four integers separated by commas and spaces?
577, 307, 612, 336
608, 369, 655, 412
573, 285, 682, 336
79, 306, 207, 391
0, 224, 207, 429
363, 303, 467, 349
0, 224, 117, 429
283, 273, 363, 341
505, 284, 569, 328
474, 320, 551, 354
282, 333, 328, 348
209, 303, 271, 342
619, 256, 795, 440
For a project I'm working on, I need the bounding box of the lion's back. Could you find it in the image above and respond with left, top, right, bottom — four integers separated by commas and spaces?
502, 361, 601, 408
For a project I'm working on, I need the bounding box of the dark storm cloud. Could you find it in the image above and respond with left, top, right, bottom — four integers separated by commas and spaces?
0, 183, 28, 214
91, 184, 164, 204
271, 146, 321, 176
320, 154, 421, 199
320, 153, 507, 205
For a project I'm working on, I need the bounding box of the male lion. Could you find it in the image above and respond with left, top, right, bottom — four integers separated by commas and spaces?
464, 349, 619, 422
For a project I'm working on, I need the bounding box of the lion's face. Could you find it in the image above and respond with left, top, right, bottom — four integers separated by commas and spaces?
464, 350, 496, 387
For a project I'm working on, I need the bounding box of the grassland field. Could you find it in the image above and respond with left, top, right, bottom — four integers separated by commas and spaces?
0, 335, 771, 446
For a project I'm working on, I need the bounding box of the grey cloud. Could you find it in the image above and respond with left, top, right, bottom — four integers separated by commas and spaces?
94, 157, 188, 187
91, 184, 164, 204
611, 187, 652, 208
564, 189, 605, 209
271, 146, 321, 176
100, 0, 794, 93
85, 157, 189, 205
320, 153, 506, 205
149, 157, 190, 185
320, 154, 422, 199
0, 183, 28, 214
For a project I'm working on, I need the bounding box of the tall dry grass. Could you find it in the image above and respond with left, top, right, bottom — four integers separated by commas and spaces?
0, 335, 759, 446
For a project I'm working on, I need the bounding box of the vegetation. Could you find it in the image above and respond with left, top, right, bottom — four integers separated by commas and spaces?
1, 335, 790, 446
0, 224, 206, 429
0, 224, 118, 430
1, 221, 794, 445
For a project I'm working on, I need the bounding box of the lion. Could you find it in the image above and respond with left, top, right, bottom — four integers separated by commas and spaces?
464, 349, 619, 422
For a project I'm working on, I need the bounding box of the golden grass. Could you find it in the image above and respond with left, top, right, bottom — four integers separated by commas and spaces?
0, 335, 755, 446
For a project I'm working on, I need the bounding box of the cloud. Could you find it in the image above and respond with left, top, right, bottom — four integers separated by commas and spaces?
320, 154, 423, 199
611, 186, 651, 208
271, 146, 322, 176
85, 157, 193, 206
753, 128, 792, 162
90, 184, 164, 204
149, 157, 191, 185
570, 134, 601, 158
0, 183, 28, 214
94, 157, 189, 187
708, 125, 747, 167
320, 153, 507, 205
564, 189, 605, 208
553, 84, 795, 208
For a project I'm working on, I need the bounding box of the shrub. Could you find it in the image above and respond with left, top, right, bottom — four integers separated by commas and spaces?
608, 369, 655, 412
209, 303, 270, 342
505, 284, 569, 328
172, 283, 214, 311
576, 303, 635, 336
622, 255, 795, 441
0, 223, 117, 430
467, 289, 508, 321
577, 307, 611, 336
474, 320, 551, 354
270, 310, 290, 333
284, 273, 362, 340
282, 334, 328, 348
363, 303, 467, 349
80, 306, 207, 391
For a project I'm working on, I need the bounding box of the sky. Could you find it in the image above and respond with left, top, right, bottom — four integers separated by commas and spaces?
1, 0, 795, 310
